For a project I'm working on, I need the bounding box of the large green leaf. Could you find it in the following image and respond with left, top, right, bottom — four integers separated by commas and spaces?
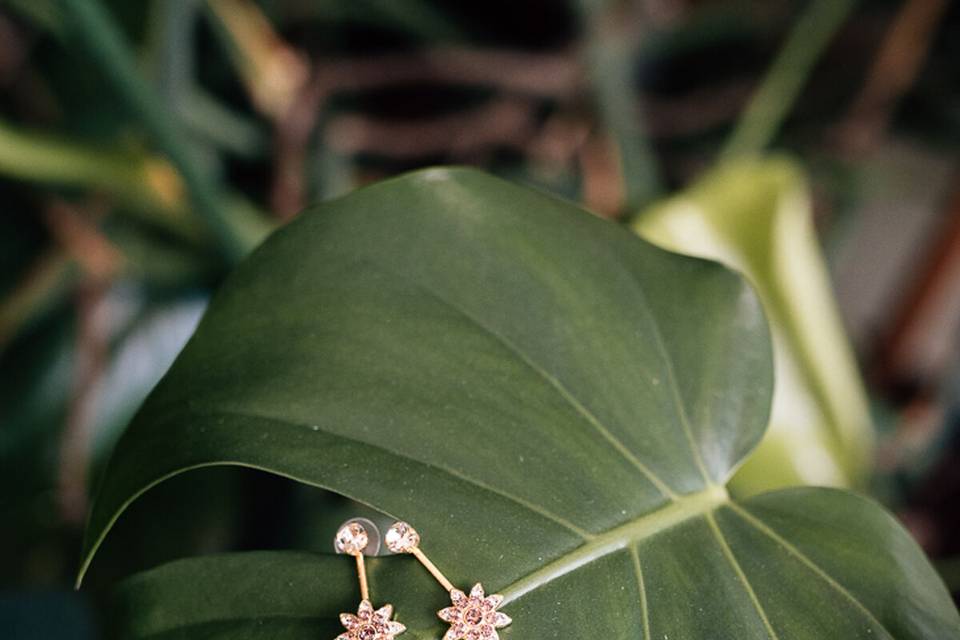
114, 489, 957, 639
81, 168, 958, 638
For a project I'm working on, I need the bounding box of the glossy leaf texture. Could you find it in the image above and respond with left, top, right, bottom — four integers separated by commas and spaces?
81, 168, 959, 638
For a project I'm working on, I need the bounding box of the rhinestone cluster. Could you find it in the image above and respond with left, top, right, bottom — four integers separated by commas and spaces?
336, 600, 406, 640
335, 522, 369, 555
385, 521, 421, 553
438, 583, 512, 640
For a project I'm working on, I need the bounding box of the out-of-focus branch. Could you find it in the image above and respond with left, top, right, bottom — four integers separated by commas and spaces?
313, 48, 582, 98
874, 177, 960, 391
206, 0, 309, 121
271, 70, 328, 218
835, 0, 950, 155
325, 99, 538, 158
42, 200, 120, 524
276, 51, 751, 205
576, 0, 662, 209
271, 47, 582, 216
57, 279, 110, 525
527, 113, 592, 172
0, 196, 124, 351
0, 250, 74, 351
285, 43, 751, 213
42, 200, 123, 281
580, 133, 626, 218
643, 81, 754, 139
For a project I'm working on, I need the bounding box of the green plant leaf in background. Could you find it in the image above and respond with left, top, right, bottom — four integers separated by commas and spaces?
633, 156, 874, 495
81, 169, 956, 638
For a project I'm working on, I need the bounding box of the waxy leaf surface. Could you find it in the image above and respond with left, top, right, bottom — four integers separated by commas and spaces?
84, 168, 959, 639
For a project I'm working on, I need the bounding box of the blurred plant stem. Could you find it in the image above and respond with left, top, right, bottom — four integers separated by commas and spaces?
0, 200, 121, 354
834, 0, 949, 154
0, 200, 125, 352
0, 250, 74, 349
54, 0, 257, 262
145, 0, 265, 158
205, 0, 309, 122
0, 118, 202, 238
721, 0, 858, 159
57, 278, 110, 525
576, 0, 661, 210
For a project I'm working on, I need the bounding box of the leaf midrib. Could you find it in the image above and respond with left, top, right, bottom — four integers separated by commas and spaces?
500, 484, 729, 602
377, 264, 684, 500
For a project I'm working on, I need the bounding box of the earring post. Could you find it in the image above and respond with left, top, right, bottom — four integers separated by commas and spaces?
411, 547, 455, 593
354, 553, 370, 601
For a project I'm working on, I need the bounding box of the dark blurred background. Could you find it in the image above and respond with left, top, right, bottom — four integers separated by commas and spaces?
2, 0, 960, 637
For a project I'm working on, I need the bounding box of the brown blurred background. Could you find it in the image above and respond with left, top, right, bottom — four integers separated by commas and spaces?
2, 0, 960, 636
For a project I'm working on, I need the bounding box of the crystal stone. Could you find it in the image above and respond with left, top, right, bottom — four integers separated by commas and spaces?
385, 521, 420, 553
335, 522, 369, 555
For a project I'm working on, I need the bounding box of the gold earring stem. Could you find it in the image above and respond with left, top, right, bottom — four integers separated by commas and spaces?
353, 552, 370, 601
411, 547, 454, 593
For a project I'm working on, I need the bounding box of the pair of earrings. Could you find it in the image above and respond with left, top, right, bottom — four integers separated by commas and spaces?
333, 519, 513, 640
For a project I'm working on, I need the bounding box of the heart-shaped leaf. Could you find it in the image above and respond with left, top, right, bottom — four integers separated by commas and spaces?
82, 168, 959, 638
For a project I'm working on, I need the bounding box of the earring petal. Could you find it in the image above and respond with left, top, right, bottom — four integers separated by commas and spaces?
374, 604, 394, 622
443, 626, 462, 640
357, 599, 374, 619
484, 594, 503, 610
438, 606, 459, 622
493, 611, 512, 627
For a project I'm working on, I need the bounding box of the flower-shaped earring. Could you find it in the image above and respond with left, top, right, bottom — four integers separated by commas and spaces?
385, 521, 512, 640
333, 519, 407, 640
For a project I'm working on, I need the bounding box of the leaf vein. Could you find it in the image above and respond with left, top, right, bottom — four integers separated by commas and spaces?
630, 544, 651, 640
622, 268, 713, 485
384, 268, 680, 500
726, 502, 896, 640
500, 485, 728, 602
197, 406, 594, 540
706, 512, 780, 640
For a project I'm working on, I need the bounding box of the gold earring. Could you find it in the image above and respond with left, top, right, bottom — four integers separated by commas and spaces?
385, 521, 512, 640
334, 520, 407, 640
